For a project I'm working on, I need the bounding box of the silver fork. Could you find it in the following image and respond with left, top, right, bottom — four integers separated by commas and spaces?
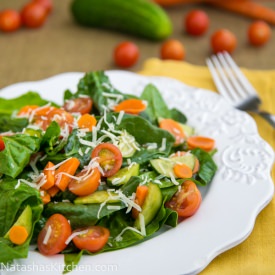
206, 51, 275, 128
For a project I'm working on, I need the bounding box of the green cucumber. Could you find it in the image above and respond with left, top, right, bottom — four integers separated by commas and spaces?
71, 0, 172, 41
134, 182, 162, 230
74, 190, 120, 204
150, 154, 195, 177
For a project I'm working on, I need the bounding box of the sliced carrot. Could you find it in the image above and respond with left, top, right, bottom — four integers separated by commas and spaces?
153, 0, 203, 6
113, 99, 147, 114
173, 163, 193, 179
159, 118, 185, 146
9, 225, 29, 245
17, 105, 39, 116
40, 190, 51, 204
77, 114, 97, 131
54, 157, 80, 191
187, 136, 215, 152
170, 151, 200, 173
132, 185, 149, 219
47, 185, 60, 197
42, 161, 55, 190
34, 106, 53, 116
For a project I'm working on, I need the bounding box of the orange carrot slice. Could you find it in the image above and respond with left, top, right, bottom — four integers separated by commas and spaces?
113, 99, 147, 114
47, 185, 60, 197
9, 225, 29, 245
187, 136, 215, 152
159, 118, 185, 146
77, 114, 97, 131
55, 157, 80, 191
42, 161, 55, 190
170, 151, 200, 173
173, 163, 193, 179
132, 185, 149, 219
17, 105, 39, 116
40, 190, 51, 204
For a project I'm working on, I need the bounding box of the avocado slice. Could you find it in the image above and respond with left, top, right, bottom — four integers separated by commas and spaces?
107, 163, 140, 186
134, 182, 162, 230
74, 190, 120, 204
150, 154, 195, 178
4, 205, 32, 239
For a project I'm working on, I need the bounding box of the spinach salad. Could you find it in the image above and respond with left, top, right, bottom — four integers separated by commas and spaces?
0, 71, 217, 272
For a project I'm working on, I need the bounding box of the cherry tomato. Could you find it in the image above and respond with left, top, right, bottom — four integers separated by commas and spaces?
72, 226, 110, 253
166, 180, 202, 218
37, 214, 72, 255
21, 2, 48, 28
185, 10, 209, 36
91, 143, 123, 177
69, 168, 101, 196
160, 39, 185, 61
113, 41, 139, 68
63, 97, 93, 114
211, 29, 237, 54
0, 10, 21, 33
248, 20, 271, 47
33, 0, 53, 15
0, 137, 5, 151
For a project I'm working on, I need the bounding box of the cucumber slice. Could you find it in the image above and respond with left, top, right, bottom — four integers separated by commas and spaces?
74, 190, 120, 204
150, 154, 195, 177
107, 163, 140, 186
134, 182, 162, 230
179, 123, 194, 138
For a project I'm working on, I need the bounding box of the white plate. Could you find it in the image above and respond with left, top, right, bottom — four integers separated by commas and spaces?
0, 71, 274, 275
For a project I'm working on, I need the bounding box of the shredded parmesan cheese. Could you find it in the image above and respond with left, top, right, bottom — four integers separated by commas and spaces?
43, 226, 52, 245
65, 229, 89, 245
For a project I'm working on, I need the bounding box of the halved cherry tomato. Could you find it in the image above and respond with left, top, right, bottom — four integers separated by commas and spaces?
34, 0, 53, 15
0, 10, 22, 33
72, 226, 110, 253
21, 2, 48, 28
69, 168, 101, 196
91, 143, 123, 177
166, 180, 202, 218
0, 137, 5, 152
63, 97, 93, 115
37, 214, 72, 255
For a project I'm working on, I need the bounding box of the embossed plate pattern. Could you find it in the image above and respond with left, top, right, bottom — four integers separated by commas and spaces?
0, 71, 274, 275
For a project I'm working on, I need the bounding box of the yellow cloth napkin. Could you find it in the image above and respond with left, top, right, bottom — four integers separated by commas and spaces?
139, 58, 275, 275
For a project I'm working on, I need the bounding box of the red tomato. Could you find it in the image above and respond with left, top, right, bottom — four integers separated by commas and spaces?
63, 97, 93, 114
166, 180, 202, 218
33, 0, 53, 15
113, 41, 140, 68
0, 10, 21, 32
160, 39, 185, 61
21, 2, 48, 28
72, 226, 110, 253
91, 143, 123, 177
0, 137, 5, 151
69, 168, 101, 196
185, 10, 209, 36
248, 20, 271, 47
211, 29, 237, 54
37, 214, 72, 255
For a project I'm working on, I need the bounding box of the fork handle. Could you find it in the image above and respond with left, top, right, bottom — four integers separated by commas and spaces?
256, 111, 275, 128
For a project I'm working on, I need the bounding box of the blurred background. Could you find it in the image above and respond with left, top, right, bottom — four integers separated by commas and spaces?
0, 0, 275, 88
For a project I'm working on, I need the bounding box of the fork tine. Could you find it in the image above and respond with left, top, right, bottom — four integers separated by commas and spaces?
222, 51, 258, 97
207, 55, 240, 104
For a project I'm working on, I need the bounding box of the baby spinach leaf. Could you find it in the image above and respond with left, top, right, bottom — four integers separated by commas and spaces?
0, 134, 41, 178
0, 178, 43, 264
0, 115, 28, 133
191, 148, 218, 185
170, 107, 187, 124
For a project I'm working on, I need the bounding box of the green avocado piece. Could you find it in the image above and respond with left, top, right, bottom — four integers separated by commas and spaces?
134, 182, 162, 230
107, 163, 140, 186
4, 205, 32, 239
150, 154, 195, 178
74, 190, 120, 204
